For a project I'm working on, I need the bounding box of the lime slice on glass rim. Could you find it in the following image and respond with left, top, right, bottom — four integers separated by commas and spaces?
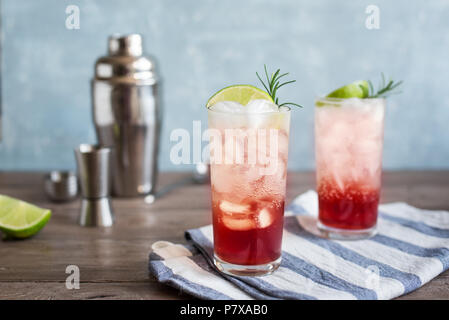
206, 84, 286, 128
316, 80, 370, 107
0, 195, 51, 239
206, 84, 274, 108
326, 80, 369, 99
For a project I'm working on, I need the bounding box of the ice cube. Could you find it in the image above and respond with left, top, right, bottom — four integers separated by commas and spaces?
210, 101, 245, 113
222, 215, 256, 231
245, 99, 279, 113
219, 200, 256, 230
210, 165, 234, 193
277, 130, 289, 158
257, 208, 274, 228
262, 159, 286, 195
239, 164, 262, 184
209, 101, 248, 129
355, 139, 381, 155
219, 200, 250, 214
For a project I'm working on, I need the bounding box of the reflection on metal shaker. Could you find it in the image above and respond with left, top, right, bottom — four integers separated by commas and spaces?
91, 34, 161, 197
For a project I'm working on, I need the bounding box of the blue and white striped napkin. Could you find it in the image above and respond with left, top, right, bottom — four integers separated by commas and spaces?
148, 190, 449, 300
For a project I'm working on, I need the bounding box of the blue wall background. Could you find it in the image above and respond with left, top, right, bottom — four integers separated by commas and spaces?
0, 0, 448, 171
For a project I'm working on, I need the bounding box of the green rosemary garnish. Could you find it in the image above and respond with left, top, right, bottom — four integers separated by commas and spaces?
256, 65, 303, 108
367, 73, 403, 98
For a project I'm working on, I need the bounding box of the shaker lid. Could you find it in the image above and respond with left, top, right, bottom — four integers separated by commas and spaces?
108, 34, 142, 56
94, 34, 157, 85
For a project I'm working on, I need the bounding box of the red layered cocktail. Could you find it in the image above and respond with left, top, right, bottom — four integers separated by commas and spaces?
315, 96, 385, 239
207, 96, 291, 275
206, 67, 300, 275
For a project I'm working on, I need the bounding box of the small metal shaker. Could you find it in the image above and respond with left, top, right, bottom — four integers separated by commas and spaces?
75, 144, 114, 227
92, 34, 161, 197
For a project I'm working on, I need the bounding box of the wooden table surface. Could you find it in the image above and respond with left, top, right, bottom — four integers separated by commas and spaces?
0, 171, 448, 300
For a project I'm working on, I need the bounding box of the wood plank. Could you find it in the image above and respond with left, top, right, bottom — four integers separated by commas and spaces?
0, 281, 188, 300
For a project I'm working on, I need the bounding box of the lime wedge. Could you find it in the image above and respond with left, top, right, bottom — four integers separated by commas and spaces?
0, 195, 51, 239
326, 80, 369, 99
206, 85, 273, 108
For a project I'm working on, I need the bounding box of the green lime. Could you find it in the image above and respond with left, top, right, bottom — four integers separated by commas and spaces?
206, 85, 273, 108
326, 80, 369, 99
0, 195, 51, 239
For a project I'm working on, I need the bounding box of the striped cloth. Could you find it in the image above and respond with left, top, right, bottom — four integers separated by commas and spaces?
148, 190, 449, 300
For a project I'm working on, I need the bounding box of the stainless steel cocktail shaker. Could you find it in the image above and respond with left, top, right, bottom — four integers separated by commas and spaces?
92, 34, 161, 197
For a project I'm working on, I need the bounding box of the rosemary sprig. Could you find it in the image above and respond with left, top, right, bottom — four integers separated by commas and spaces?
256, 65, 303, 108
367, 73, 403, 98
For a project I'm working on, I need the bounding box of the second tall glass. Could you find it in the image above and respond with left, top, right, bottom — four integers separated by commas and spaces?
315, 97, 385, 239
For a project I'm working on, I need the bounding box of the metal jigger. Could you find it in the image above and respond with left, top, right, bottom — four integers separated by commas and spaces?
75, 144, 114, 227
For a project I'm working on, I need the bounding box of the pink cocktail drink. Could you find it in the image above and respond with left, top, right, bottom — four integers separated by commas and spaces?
315, 97, 385, 239
208, 101, 290, 276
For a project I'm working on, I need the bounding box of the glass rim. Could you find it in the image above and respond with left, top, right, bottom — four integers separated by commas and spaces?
207, 105, 291, 116
315, 96, 386, 104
